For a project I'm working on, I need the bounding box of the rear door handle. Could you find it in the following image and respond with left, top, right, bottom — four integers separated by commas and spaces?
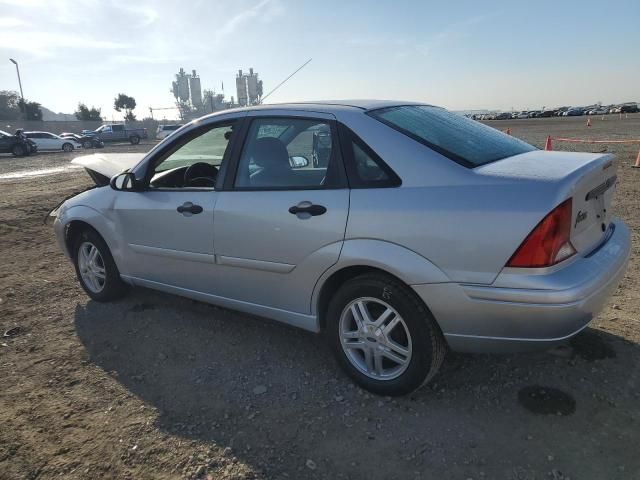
288, 203, 327, 216
177, 202, 203, 216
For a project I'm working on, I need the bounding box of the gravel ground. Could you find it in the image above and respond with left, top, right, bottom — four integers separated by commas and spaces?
1, 117, 639, 480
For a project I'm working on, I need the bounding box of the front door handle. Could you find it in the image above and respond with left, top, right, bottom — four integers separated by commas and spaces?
177, 202, 203, 216
288, 202, 327, 216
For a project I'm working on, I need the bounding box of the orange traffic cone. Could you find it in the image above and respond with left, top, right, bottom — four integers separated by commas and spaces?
544, 136, 553, 151
633, 148, 640, 168
587, 118, 592, 127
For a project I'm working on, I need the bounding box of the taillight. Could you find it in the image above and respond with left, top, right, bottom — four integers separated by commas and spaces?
506, 198, 576, 268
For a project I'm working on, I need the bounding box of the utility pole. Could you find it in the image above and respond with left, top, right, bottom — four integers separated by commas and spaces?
9, 58, 25, 118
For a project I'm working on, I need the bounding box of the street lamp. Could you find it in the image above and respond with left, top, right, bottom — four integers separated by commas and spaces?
9, 58, 25, 105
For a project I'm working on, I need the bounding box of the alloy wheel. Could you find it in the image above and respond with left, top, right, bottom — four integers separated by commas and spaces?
339, 297, 412, 380
77, 241, 106, 293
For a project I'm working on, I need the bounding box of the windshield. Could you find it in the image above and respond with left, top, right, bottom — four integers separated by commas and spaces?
368, 105, 536, 167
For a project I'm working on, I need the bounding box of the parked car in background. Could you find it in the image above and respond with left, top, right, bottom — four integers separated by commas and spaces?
51, 100, 630, 395
156, 124, 183, 140
25, 131, 80, 152
538, 110, 557, 117
494, 112, 511, 120
515, 112, 529, 119
608, 107, 621, 114
0, 129, 37, 156
93, 124, 148, 144
620, 105, 639, 114
565, 108, 584, 116
60, 133, 105, 149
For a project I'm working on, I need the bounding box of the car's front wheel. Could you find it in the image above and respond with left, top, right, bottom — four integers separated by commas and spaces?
73, 228, 127, 302
326, 273, 446, 396
83, 140, 93, 149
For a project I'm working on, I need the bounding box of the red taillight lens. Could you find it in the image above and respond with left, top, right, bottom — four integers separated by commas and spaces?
506, 198, 576, 268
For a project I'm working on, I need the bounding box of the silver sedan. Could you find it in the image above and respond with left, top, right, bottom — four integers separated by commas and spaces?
52, 101, 631, 395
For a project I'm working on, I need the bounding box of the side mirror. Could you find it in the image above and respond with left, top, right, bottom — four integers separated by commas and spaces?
289, 155, 309, 169
110, 172, 138, 191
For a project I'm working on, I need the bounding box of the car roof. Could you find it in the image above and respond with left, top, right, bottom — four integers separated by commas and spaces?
234, 99, 432, 114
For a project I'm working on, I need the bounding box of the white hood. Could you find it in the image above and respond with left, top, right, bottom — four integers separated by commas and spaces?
71, 153, 146, 179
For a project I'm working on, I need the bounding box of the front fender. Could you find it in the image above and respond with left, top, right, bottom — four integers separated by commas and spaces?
311, 239, 451, 319
56, 204, 125, 274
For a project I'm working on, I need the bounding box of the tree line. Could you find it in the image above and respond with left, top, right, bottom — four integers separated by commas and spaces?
0, 90, 138, 122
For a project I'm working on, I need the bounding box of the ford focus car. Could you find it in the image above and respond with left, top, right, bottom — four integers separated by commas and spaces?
51, 101, 631, 395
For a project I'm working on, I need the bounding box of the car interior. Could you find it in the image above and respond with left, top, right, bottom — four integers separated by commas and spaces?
149, 119, 334, 190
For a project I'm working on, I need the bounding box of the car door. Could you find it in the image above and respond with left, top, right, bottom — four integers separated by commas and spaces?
112, 119, 239, 291
49, 133, 64, 150
25, 133, 43, 150
41, 133, 59, 150
0, 132, 13, 153
112, 124, 125, 140
212, 111, 350, 317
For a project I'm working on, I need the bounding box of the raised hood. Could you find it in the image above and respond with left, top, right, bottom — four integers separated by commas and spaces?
72, 153, 146, 185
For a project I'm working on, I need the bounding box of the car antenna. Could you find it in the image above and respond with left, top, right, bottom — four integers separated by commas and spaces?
261, 58, 312, 103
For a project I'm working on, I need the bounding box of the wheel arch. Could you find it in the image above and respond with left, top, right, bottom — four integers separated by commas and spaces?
60, 206, 124, 271
313, 239, 451, 331
64, 220, 105, 260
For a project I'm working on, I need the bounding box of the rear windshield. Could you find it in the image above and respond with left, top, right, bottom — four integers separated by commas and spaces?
367, 105, 536, 167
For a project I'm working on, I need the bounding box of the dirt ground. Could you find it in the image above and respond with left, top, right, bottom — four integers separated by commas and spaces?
1, 116, 639, 480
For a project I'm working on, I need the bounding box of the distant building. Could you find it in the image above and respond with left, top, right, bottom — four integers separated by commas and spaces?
236, 68, 263, 106
171, 66, 263, 119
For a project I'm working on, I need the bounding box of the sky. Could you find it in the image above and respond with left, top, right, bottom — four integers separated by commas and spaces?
0, 0, 639, 120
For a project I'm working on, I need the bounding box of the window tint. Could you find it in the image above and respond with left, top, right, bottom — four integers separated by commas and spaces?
112, 125, 124, 132
235, 118, 336, 189
340, 126, 400, 188
368, 105, 536, 167
149, 123, 235, 189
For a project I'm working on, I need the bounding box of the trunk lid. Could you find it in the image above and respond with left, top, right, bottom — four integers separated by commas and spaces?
476, 150, 617, 256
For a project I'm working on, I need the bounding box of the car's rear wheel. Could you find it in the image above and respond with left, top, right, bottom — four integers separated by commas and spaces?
129, 135, 140, 145
73, 228, 127, 302
326, 273, 446, 396
62, 143, 74, 152
11, 144, 25, 156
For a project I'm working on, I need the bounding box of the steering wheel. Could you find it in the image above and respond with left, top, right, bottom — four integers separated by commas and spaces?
184, 162, 218, 187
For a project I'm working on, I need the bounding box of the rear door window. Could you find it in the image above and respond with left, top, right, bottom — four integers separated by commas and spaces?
234, 117, 342, 190
368, 105, 536, 167
339, 125, 401, 188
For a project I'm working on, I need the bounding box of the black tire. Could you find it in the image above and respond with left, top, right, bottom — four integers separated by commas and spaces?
83, 140, 93, 149
72, 227, 127, 302
129, 135, 140, 145
11, 144, 25, 157
62, 143, 74, 152
326, 273, 447, 396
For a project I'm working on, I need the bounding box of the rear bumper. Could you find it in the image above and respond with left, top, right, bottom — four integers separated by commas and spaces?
412, 219, 631, 353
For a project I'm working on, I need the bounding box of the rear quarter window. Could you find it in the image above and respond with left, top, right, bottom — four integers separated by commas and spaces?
367, 105, 536, 167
